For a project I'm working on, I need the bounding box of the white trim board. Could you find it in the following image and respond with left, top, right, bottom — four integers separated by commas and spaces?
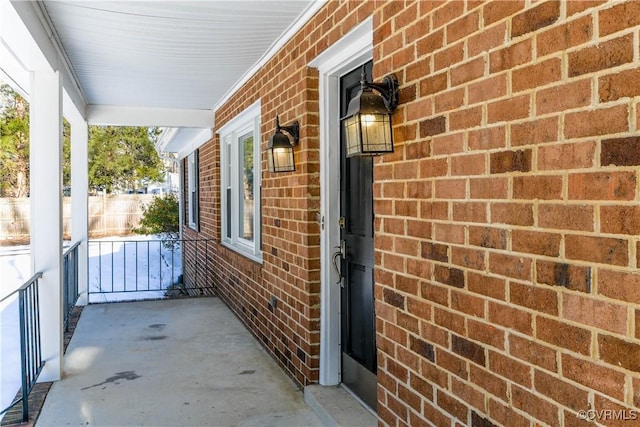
309, 15, 373, 386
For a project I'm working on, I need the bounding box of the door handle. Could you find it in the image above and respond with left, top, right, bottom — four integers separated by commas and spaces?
332, 240, 346, 286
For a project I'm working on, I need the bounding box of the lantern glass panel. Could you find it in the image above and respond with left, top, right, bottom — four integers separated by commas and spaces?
268, 146, 295, 172
360, 113, 392, 154
344, 114, 362, 157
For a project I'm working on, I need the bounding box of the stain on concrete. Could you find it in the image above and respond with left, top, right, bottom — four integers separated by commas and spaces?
143, 335, 167, 341
238, 369, 256, 375
82, 371, 141, 390
149, 324, 166, 330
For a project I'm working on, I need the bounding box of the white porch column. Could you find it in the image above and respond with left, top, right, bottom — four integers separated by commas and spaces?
71, 119, 89, 305
30, 69, 63, 382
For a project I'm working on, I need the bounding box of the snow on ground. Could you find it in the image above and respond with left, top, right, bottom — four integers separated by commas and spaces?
0, 235, 182, 419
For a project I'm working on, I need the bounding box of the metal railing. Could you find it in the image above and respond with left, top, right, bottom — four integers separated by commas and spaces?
87, 239, 215, 302
0, 273, 45, 423
63, 241, 81, 331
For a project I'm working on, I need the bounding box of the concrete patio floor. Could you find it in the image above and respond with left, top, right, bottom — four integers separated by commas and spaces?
36, 298, 325, 426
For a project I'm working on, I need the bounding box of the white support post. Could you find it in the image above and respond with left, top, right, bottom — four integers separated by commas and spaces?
71, 119, 89, 305
30, 69, 63, 382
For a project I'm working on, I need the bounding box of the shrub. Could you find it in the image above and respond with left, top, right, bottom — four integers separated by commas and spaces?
133, 193, 179, 245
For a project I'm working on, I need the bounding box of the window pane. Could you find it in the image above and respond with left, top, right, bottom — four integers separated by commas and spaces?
239, 132, 254, 241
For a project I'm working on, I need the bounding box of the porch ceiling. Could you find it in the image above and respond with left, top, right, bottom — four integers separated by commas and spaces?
41, 1, 316, 112
3, 0, 319, 152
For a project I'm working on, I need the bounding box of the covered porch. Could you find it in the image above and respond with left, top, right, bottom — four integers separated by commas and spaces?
34, 298, 324, 426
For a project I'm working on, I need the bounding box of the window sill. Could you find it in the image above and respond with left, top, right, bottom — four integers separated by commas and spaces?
221, 241, 263, 264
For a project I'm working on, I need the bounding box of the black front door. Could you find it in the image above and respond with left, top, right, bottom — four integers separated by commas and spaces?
339, 62, 377, 410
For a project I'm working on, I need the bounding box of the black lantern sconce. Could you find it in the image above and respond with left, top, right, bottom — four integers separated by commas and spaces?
267, 115, 299, 173
341, 68, 399, 157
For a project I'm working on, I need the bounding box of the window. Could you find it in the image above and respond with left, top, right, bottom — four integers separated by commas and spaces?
219, 101, 262, 262
186, 149, 199, 230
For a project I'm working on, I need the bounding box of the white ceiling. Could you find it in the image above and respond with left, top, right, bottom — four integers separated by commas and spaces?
41, 1, 318, 111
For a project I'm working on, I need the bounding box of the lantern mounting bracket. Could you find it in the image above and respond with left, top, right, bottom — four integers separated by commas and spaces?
275, 115, 299, 144
359, 69, 399, 112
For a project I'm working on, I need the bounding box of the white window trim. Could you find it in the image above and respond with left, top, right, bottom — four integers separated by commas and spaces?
187, 151, 198, 230
218, 100, 262, 263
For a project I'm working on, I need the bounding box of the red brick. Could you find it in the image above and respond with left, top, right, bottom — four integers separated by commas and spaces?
451, 246, 485, 271
512, 57, 561, 93
510, 281, 559, 315
565, 235, 629, 266
568, 171, 636, 201
447, 11, 480, 44
468, 22, 507, 57
434, 42, 465, 72
435, 178, 466, 199
538, 203, 594, 231
490, 203, 533, 226
436, 347, 469, 379
452, 202, 486, 223
599, 334, 640, 373
592, 395, 640, 427
468, 126, 506, 151
452, 378, 484, 413
511, 117, 559, 147
467, 319, 504, 350
511, 1, 560, 38
599, 1, 640, 37
536, 260, 591, 293
564, 105, 629, 139
537, 14, 594, 57
598, 269, 640, 304
489, 149, 532, 173
564, 293, 628, 334
451, 289, 485, 317
419, 72, 447, 96
489, 253, 532, 281
437, 389, 469, 422
538, 141, 595, 170
509, 334, 557, 372
512, 229, 561, 257
470, 365, 508, 402
482, 1, 524, 25
468, 75, 507, 105
568, 34, 634, 77
487, 95, 530, 123
450, 56, 485, 87
416, 29, 443, 58
419, 158, 447, 178
489, 39, 532, 73
449, 106, 482, 131
451, 334, 486, 366
433, 0, 465, 30
434, 223, 465, 245
434, 265, 465, 288
467, 272, 506, 301
488, 350, 531, 387
537, 316, 591, 355
469, 178, 508, 199
513, 175, 562, 200
451, 153, 486, 176
536, 79, 591, 115
601, 137, 640, 167
469, 226, 507, 250
602, 205, 640, 235
562, 353, 626, 401
419, 116, 447, 137
432, 132, 465, 156
566, 1, 606, 16
488, 301, 532, 335
600, 69, 640, 102
488, 399, 530, 427
511, 384, 560, 426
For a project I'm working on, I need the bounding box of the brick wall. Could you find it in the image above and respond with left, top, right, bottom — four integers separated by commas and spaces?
185, 1, 640, 425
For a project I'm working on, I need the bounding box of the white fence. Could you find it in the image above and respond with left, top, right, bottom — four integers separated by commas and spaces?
0, 195, 156, 244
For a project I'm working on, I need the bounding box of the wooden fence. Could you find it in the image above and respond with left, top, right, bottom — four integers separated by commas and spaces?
0, 194, 156, 245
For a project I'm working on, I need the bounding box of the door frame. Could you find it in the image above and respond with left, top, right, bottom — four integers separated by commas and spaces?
309, 16, 373, 386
